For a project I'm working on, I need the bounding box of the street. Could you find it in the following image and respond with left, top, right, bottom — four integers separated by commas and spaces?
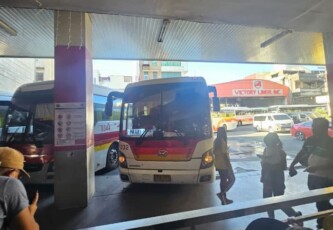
35, 125, 318, 230
228, 125, 303, 159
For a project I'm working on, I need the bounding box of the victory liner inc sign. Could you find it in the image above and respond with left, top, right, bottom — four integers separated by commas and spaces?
231, 80, 283, 97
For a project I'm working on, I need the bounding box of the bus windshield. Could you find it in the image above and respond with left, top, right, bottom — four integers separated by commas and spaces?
2, 90, 54, 145
3, 103, 54, 144
219, 110, 236, 118
121, 82, 211, 139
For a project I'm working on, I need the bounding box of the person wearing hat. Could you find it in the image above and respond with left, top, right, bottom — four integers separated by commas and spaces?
289, 117, 333, 229
0, 147, 39, 230
259, 132, 301, 219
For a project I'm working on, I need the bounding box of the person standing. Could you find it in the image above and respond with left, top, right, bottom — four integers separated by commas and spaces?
259, 132, 301, 219
0, 147, 39, 230
289, 118, 333, 229
214, 126, 235, 205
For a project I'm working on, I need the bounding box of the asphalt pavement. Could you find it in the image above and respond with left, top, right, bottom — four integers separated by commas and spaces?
33, 125, 320, 230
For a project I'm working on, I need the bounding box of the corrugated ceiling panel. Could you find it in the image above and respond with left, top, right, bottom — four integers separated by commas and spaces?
0, 7, 54, 57
92, 14, 325, 64
0, 7, 327, 64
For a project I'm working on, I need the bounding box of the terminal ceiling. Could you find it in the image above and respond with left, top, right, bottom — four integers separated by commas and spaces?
1, 0, 333, 65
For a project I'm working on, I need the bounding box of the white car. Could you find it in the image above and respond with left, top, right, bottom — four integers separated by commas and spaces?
253, 113, 293, 132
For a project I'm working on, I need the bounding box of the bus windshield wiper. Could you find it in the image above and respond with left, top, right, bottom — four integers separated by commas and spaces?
136, 129, 151, 146
6, 126, 23, 145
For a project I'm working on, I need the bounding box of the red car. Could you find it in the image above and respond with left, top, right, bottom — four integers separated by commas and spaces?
290, 121, 333, 140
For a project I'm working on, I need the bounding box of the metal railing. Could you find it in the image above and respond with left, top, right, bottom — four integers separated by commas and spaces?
81, 187, 333, 230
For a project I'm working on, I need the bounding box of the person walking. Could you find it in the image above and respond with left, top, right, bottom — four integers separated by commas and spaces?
214, 126, 235, 205
289, 117, 333, 229
259, 132, 301, 219
0, 147, 39, 230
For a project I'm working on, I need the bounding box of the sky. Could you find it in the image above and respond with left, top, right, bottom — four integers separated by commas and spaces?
93, 60, 325, 85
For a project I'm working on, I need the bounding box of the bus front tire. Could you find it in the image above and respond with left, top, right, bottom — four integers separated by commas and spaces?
105, 144, 119, 172
237, 121, 242, 126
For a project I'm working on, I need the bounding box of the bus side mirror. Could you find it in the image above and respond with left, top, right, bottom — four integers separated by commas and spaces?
105, 101, 113, 117
104, 91, 124, 117
212, 97, 220, 112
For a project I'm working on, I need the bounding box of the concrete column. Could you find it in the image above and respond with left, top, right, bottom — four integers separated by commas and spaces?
323, 33, 333, 121
54, 11, 94, 209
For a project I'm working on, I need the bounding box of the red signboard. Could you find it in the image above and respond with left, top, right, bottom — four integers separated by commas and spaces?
214, 79, 290, 98
232, 89, 283, 96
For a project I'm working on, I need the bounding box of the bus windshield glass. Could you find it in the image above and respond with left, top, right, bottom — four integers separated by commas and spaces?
121, 82, 211, 139
219, 110, 236, 118
2, 92, 54, 144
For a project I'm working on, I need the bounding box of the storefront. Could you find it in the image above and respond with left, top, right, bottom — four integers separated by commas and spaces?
214, 79, 290, 107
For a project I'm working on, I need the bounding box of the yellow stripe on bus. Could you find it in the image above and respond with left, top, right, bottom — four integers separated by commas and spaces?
94, 143, 111, 152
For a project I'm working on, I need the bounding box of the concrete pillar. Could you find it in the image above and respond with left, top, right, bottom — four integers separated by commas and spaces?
323, 33, 333, 120
54, 11, 94, 209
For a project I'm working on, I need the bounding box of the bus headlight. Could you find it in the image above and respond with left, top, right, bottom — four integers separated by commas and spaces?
200, 151, 214, 169
119, 152, 127, 168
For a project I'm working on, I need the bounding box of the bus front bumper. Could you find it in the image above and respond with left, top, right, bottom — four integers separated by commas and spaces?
119, 167, 215, 184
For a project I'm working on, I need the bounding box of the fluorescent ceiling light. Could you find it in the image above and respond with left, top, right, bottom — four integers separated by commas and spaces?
158, 19, 170, 43
0, 19, 17, 36
260, 30, 292, 48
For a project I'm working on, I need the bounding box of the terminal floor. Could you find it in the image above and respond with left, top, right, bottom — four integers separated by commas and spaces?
33, 160, 319, 230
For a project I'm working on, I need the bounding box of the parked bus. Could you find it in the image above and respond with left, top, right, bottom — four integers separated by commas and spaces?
0, 81, 121, 184
268, 104, 327, 113
211, 109, 238, 131
250, 107, 269, 114
223, 107, 268, 126
220, 107, 253, 126
105, 77, 220, 184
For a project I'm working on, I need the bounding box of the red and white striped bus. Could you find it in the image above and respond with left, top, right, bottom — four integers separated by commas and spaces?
0, 81, 121, 184
211, 109, 238, 131
105, 77, 220, 184
218, 107, 269, 127
221, 107, 253, 126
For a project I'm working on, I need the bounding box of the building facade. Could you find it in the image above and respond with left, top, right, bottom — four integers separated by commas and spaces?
245, 67, 327, 105
93, 71, 133, 90
138, 61, 188, 81
214, 79, 290, 107
0, 58, 134, 95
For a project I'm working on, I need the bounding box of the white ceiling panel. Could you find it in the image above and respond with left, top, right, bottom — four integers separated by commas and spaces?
2, 0, 333, 32
0, 5, 328, 64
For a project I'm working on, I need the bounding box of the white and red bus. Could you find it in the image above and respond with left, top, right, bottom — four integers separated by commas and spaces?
221, 107, 253, 126
105, 77, 220, 184
0, 81, 121, 184
211, 109, 238, 131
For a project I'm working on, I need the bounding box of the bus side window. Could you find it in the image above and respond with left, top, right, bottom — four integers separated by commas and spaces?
94, 102, 104, 124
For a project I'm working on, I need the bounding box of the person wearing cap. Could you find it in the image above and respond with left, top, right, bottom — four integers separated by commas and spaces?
0, 147, 39, 230
289, 117, 333, 229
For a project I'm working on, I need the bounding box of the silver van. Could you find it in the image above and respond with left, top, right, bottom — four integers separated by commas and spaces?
253, 113, 294, 132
